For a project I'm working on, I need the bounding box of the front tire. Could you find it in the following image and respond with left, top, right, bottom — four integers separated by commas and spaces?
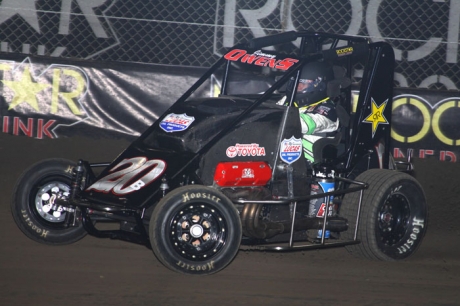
11, 159, 87, 245
341, 169, 427, 260
150, 185, 242, 275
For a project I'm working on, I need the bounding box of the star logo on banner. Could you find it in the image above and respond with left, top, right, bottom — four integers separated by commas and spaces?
2, 66, 50, 111
0, 0, 40, 33
363, 98, 389, 138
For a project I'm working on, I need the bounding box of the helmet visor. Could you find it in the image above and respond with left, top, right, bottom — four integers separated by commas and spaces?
297, 77, 323, 93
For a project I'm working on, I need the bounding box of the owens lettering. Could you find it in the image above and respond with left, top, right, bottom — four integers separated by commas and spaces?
224, 49, 298, 71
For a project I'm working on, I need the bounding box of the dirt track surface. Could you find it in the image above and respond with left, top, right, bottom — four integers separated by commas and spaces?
1, 133, 459, 306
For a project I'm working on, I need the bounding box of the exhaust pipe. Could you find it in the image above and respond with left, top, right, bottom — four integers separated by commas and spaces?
241, 203, 348, 239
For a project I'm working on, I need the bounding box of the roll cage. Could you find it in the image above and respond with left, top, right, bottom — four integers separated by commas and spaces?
153, 31, 395, 175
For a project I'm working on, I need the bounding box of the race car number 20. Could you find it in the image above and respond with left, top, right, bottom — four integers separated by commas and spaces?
87, 157, 166, 195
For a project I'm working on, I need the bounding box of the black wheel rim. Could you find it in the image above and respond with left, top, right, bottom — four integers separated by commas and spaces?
378, 193, 411, 246
29, 176, 71, 228
169, 203, 227, 261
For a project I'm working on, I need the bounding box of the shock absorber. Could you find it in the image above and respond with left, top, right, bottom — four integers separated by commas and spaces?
70, 160, 85, 199
62, 160, 85, 227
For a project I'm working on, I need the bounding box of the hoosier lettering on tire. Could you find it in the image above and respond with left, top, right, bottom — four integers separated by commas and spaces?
149, 185, 242, 275
11, 159, 87, 245
341, 169, 428, 261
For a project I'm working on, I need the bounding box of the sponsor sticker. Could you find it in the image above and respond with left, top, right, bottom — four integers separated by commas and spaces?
363, 98, 389, 138
226, 143, 266, 158
242, 168, 255, 178
280, 136, 302, 164
336, 46, 354, 57
223, 49, 299, 71
160, 113, 195, 133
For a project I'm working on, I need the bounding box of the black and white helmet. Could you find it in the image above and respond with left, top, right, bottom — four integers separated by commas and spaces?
287, 61, 334, 107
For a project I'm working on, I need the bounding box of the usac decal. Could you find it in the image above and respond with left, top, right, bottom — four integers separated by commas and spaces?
160, 113, 195, 133
280, 136, 302, 164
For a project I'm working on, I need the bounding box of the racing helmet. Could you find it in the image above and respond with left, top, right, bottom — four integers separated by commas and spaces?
287, 61, 334, 107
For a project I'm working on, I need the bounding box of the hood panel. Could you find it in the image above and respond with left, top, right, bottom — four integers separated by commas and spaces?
83, 97, 288, 207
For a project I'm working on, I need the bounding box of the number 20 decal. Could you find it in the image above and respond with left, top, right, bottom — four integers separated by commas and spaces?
87, 157, 166, 195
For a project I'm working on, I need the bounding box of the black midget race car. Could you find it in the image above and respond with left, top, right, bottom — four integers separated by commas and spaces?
11, 31, 427, 275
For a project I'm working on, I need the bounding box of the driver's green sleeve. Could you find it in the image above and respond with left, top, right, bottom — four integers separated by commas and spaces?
300, 112, 317, 135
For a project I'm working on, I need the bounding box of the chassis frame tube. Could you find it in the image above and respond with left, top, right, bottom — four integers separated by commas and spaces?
237, 176, 368, 251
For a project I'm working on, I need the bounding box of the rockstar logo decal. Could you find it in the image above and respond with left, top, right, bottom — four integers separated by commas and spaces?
363, 98, 389, 138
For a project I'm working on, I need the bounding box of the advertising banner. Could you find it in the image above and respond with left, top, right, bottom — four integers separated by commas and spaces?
391, 88, 460, 162
0, 52, 205, 139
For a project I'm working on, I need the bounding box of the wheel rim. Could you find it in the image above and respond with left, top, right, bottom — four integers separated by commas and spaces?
169, 203, 227, 261
32, 180, 70, 224
378, 193, 411, 246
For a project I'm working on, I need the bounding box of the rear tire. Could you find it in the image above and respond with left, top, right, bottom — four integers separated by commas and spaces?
341, 169, 427, 260
11, 159, 87, 245
150, 185, 242, 275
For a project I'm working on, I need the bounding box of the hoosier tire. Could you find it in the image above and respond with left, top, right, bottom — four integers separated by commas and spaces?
11, 159, 87, 245
150, 185, 242, 275
341, 169, 427, 261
